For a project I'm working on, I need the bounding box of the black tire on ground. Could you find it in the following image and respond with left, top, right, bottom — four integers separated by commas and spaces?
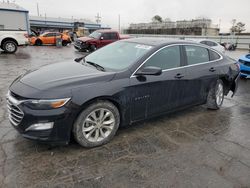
35, 40, 42, 46
2, 40, 17, 53
73, 101, 120, 148
89, 44, 97, 52
62, 40, 68, 46
206, 79, 224, 110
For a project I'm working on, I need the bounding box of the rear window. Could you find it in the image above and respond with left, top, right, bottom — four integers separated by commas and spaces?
185, 45, 209, 65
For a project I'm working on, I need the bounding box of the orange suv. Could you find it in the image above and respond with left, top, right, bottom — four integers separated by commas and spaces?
29, 32, 71, 46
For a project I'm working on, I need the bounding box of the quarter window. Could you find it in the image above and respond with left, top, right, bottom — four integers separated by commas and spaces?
143, 46, 181, 70
209, 50, 221, 61
185, 46, 209, 65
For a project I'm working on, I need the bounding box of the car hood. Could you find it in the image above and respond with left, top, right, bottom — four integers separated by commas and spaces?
77, 37, 95, 42
240, 54, 250, 62
14, 61, 115, 91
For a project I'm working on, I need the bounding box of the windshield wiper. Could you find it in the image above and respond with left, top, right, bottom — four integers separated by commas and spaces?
85, 61, 105, 71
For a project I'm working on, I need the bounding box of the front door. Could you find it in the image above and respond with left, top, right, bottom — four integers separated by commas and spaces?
99, 33, 118, 47
129, 45, 189, 121
43, 33, 56, 44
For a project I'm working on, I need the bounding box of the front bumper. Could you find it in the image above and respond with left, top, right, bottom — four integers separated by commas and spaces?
7, 92, 76, 145
74, 41, 88, 51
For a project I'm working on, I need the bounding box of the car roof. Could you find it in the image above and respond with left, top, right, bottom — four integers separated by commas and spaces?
191, 38, 219, 43
96, 29, 118, 33
122, 37, 201, 47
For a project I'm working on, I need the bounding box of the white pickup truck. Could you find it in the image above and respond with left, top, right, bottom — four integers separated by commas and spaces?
0, 30, 29, 53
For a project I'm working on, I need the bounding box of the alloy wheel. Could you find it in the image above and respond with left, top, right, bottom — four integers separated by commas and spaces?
82, 108, 115, 142
216, 83, 223, 106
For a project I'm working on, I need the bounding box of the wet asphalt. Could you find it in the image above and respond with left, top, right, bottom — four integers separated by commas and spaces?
0, 45, 250, 188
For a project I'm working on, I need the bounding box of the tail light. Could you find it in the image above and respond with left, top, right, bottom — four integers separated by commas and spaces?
235, 62, 240, 71
24, 34, 29, 38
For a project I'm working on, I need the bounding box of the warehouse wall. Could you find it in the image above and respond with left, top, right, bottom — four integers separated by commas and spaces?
0, 10, 27, 30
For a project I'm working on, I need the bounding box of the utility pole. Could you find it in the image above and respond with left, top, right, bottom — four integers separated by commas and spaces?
95, 13, 101, 24
118, 14, 121, 33
36, 3, 40, 17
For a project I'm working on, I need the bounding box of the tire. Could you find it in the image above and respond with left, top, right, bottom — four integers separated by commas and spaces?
73, 101, 120, 148
89, 44, 97, 52
2, 40, 17, 53
62, 40, 68, 46
206, 79, 224, 110
35, 39, 42, 46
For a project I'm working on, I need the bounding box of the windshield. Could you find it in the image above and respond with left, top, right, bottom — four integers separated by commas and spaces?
84, 41, 153, 71
89, 31, 101, 39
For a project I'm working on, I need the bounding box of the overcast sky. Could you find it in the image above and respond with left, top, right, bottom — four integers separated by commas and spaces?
15, 0, 250, 32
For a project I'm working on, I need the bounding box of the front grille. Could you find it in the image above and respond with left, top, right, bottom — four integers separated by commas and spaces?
6, 94, 24, 126
241, 70, 250, 75
74, 40, 83, 46
244, 62, 250, 67
239, 59, 250, 67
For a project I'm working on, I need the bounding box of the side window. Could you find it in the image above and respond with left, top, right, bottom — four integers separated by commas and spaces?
102, 33, 109, 40
200, 41, 207, 45
206, 41, 217, 47
109, 33, 118, 40
55, 33, 61, 37
185, 45, 209, 65
44, 33, 54, 37
144, 46, 181, 70
209, 50, 221, 61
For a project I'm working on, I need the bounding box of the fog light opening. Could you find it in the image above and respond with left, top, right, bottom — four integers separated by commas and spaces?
25, 122, 54, 131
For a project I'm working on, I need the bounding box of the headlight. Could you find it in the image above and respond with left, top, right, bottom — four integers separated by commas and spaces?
24, 98, 71, 110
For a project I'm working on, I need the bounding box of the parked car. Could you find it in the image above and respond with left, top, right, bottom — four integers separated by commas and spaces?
7, 38, 239, 147
74, 29, 130, 52
238, 54, 250, 78
194, 39, 225, 53
0, 30, 29, 53
29, 32, 71, 46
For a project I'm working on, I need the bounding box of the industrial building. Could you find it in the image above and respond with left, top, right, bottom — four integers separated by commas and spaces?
0, 2, 29, 32
0, 2, 110, 36
125, 19, 219, 36
29, 16, 109, 33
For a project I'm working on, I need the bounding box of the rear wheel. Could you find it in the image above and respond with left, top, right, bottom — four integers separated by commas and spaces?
206, 79, 224, 110
35, 39, 42, 46
62, 40, 68, 46
2, 40, 17, 53
73, 101, 120, 148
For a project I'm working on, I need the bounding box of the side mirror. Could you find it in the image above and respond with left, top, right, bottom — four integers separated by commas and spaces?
74, 56, 86, 63
135, 66, 162, 76
100, 37, 104, 40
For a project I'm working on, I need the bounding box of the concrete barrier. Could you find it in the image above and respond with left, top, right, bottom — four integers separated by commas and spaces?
130, 34, 250, 50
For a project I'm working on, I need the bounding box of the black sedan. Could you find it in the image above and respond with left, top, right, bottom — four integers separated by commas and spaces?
7, 38, 239, 147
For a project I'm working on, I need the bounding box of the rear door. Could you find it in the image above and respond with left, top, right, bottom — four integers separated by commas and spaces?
182, 45, 220, 104
130, 45, 189, 121
43, 33, 56, 44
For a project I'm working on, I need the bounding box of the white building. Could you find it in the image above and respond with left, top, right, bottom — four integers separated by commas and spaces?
0, 2, 29, 32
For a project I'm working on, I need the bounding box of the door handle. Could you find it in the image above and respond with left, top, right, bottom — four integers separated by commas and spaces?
209, 67, 216, 72
175, 73, 184, 79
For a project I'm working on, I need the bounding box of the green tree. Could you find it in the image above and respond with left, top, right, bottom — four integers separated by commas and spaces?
152, 15, 163, 23
230, 20, 246, 33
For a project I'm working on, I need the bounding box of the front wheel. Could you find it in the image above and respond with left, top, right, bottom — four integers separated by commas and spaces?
89, 44, 97, 52
206, 79, 224, 110
73, 101, 120, 148
2, 40, 17, 53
